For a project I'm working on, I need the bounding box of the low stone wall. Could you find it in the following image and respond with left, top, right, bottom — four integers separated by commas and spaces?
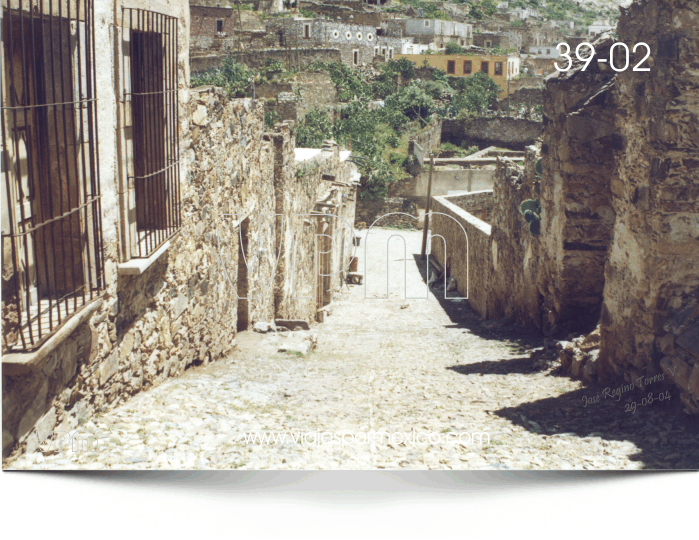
448, 191, 494, 223
356, 197, 418, 229
442, 117, 542, 149
430, 193, 493, 319
191, 48, 342, 74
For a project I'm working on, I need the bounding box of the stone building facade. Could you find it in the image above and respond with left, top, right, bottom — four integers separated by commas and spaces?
190, 4, 238, 52
2, 0, 357, 458
279, 17, 403, 66
400, 18, 473, 48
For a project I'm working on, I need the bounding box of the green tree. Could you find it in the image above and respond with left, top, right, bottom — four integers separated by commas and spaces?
444, 41, 463, 55
448, 72, 501, 116
481, 0, 498, 16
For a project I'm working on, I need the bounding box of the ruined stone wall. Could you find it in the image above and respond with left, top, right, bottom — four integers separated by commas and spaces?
442, 117, 542, 149
190, 6, 238, 51
598, 0, 699, 413
448, 191, 494, 223
411, 117, 442, 158
356, 197, 418, 229
541, 36, 617, 333
191, 48, 342, 74
259, 71, 338, 122
430, 193, 493, 319
488, 151, 543, 327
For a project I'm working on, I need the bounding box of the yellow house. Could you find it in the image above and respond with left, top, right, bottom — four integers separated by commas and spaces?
395, 54, 521, 98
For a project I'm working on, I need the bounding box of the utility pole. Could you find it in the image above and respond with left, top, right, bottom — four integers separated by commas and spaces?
420, 154, 434, 260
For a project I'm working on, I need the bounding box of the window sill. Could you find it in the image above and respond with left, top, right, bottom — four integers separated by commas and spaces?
118, 240, 171, 276
2, 297, 103, 377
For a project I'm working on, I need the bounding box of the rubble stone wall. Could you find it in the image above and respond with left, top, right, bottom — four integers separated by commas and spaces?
442, 117, 542, 149
540, 37, 617, 333
191, 48, 342, 74
598, 0, 699, 414
488, 152, 543, 327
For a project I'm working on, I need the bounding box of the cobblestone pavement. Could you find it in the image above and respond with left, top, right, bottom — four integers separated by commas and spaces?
7, 229, 699, 470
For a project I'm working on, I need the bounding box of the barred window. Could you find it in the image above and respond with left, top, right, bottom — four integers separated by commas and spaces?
1, 0, 104, 351
122, 8, 180, 259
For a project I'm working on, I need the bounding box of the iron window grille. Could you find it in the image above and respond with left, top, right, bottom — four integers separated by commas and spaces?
121, 7, 180, 259
1, 0, 105, 352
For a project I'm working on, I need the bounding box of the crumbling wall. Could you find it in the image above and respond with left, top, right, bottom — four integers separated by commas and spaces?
191, 48, 342, 74
442, 117, 542, 149
488, 150, 543, 327
540, 36, 617, 333
598, 0, 699, 413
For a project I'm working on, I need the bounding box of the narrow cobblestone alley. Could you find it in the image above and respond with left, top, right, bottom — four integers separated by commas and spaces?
7, 229, 699, 470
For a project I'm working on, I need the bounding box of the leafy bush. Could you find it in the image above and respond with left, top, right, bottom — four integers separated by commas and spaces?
264, 110, 279, 130
444, 41, 463, 55
190, 56, 253, 98
295, 109, 334, 148
385, 83, 435, 122
386, 134, 400, 148
446, 72, 501, 116
311, 62, 369, 101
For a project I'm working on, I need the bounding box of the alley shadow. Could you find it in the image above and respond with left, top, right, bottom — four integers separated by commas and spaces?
450, 355, 699, 469
411, 254, 544, 352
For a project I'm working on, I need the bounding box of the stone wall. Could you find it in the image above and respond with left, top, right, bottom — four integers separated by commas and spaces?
190, 6, 238, 52
488, 151, 543, 328
430, 193, 494, 319
448, 191, 494, 223
277, 18, 403, 67
191, 48, 342, 74
442, 117, 542, 149
597, 0, 699, 414
259, 71, 338, 122
2, 84, 357, 458
356, 197, 418, 229
539, 36, 617, 333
